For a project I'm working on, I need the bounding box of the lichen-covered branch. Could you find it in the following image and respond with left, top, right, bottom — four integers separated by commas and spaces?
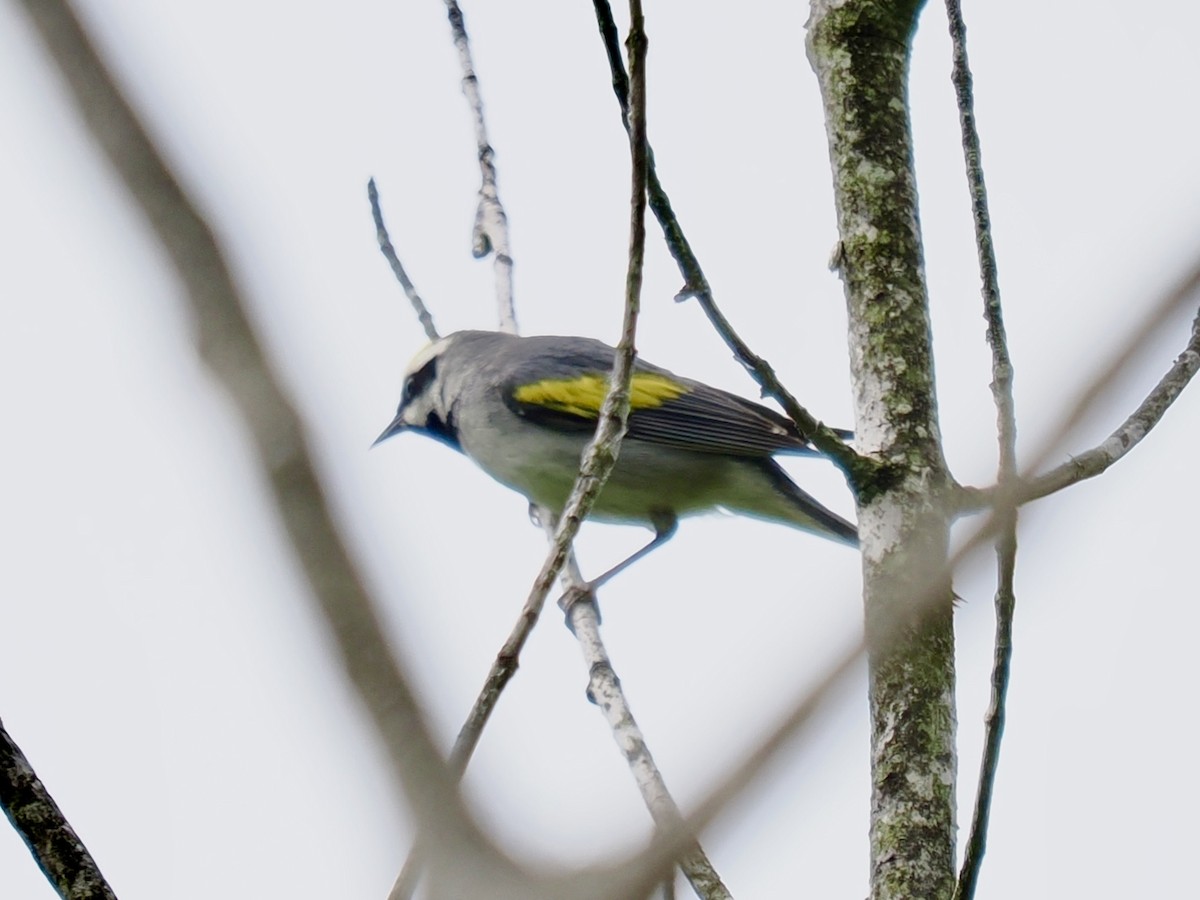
0, 719, 116, 900
807, 2, 957, 898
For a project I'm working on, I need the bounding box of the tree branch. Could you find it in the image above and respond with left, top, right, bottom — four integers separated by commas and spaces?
0, 719, 116, 900
444, 0, 517, 334
560, 11, 732, 897
589, 0, 870, 487
944, 1, 1018, 896
959, 276, 1200, 514
564, 596, 731, 900
398, 0, 661, 890
368, 178, 440, 341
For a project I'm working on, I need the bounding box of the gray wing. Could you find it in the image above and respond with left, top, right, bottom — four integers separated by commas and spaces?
625, 378, 817, 457
504, 335, 846, 459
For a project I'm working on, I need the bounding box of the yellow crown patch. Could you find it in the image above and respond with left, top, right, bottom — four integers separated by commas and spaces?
513, 372, 689, 418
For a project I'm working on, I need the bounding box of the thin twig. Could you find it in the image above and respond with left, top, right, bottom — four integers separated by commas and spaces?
0, 719, 117, 900
368, 178, 439, 341
13, 0, 519, 894
1018, 255, 1200, 485
958, 278, 1200, 514
958, 525, 1015, 898
562, 10, 732, 897
566, 595, 732, 899
946, 1, 1018, 895
444, 0, 517, 334
589, 0, 868, 485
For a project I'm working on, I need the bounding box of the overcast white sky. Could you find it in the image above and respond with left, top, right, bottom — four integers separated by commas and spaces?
2, 1, 1198, 898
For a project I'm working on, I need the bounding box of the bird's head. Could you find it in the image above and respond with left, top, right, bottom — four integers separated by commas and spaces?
374, 333, 463, 451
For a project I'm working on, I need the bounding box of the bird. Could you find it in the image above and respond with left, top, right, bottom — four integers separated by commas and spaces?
375, 330, 857, 586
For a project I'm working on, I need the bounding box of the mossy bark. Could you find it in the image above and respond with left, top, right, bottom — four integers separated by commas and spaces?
807, 2, 957, 898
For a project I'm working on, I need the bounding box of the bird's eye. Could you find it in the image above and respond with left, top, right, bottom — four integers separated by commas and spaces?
401, 357, 438, 405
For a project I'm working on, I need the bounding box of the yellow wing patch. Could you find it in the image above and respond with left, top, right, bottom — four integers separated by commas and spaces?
513, 372, 689, 418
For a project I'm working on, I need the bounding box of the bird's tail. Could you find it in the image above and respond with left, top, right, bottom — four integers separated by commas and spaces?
752, 460, 859, 547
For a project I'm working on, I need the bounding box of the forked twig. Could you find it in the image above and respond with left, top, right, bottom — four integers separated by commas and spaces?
444, 0, 517, 334
945, 1, 1019, 896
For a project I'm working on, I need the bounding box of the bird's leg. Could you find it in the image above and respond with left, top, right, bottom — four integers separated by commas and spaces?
553, 511, 679, 622
585, 510, 678, 591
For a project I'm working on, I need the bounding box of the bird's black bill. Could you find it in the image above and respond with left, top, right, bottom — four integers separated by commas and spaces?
372, 413, 407, 448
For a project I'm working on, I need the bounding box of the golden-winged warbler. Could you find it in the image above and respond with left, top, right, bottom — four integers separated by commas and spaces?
376, 331, 857, 583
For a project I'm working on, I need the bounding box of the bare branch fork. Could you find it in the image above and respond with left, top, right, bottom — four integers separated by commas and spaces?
443, 0, 517, 335
949, 269, 1200, 900
923, 4, 1191, 894
943, 1, 1020, 897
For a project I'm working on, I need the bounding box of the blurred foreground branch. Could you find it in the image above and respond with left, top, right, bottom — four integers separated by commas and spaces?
14, 0, 531, 895
959, 279, 1200, 514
